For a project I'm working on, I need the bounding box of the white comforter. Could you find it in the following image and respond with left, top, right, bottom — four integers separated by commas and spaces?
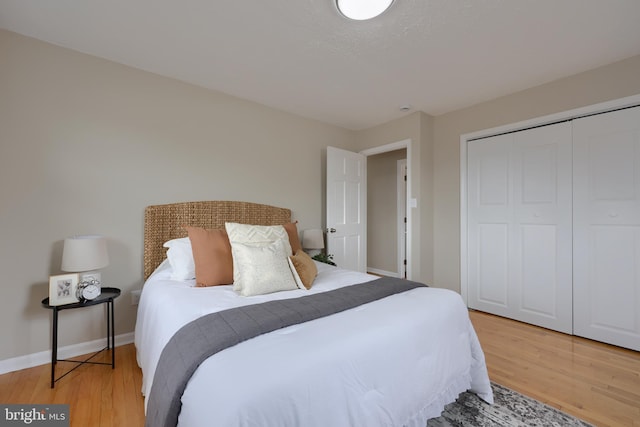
135, 261, 493, 427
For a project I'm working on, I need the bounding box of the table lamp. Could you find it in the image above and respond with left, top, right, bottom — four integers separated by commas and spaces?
61, 235, 109, 287
302, 229, 325, 252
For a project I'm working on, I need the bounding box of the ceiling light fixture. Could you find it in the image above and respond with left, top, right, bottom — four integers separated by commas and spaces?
336, 0, 394, 20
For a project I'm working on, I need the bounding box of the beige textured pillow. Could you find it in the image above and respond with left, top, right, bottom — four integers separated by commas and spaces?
225, 222, 293, 291
232, 239, 298, 297
185, 226, 233, 287
289, 250, 318, 289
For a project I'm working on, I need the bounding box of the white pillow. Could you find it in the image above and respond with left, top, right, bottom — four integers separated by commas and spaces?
163, 237, 195, 280
231, 239, 298, 297
225, 223, 293, 291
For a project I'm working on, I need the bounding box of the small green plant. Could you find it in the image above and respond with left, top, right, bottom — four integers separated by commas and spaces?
312, 253, 336, 266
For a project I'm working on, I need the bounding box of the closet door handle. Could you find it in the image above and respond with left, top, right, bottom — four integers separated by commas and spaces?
327, 228, 336, 233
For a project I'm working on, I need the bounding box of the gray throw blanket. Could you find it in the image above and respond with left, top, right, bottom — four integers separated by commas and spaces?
145, 277, 426, 427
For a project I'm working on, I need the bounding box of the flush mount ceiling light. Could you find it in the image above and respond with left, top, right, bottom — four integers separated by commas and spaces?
336, 0, 394, 20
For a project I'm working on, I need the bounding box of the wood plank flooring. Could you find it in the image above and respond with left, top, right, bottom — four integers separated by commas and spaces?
1, 311, 638, 426
0, 343, 145, 427
469, 310, 640, 427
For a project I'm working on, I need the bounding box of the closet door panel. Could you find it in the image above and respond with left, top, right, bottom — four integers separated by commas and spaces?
476, 224, 509, 307
520, 224, 558, 317
589, 228, 638, 330
519, 143, 562, 319
468, 135, 512, 317
512, 124, 573, 333
467, 122, 572, 333
573, 106, 640, 350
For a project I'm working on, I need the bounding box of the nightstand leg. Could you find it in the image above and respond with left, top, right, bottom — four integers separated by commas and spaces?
51, 308, 58, 388
106, 301, 110, 351
110, 299, 115, 368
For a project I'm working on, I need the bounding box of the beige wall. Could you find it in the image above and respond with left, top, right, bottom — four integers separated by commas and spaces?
354, 111, 434, 283
367, 149, 406, 274
0, 30, 355, 361
433, 55, 640, 292
3, 27, 639, 365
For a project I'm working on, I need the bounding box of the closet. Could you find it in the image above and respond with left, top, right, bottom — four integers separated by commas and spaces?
466, 105, 640, 351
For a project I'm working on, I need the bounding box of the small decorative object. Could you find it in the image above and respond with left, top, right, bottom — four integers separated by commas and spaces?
61, 235, 109, 298
76, 278, 101, 301
312, 253, 336, 266
49, 273, 80, 306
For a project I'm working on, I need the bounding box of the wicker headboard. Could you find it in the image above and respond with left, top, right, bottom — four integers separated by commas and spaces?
143, 201, 292, 280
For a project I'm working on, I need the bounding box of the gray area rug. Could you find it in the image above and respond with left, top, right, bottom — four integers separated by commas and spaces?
427, 382, 593, 427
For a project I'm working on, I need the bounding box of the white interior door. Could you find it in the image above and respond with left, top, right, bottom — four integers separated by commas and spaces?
573, 106, 640, 351
326, 146, 366, 272
467, 122, 573, 333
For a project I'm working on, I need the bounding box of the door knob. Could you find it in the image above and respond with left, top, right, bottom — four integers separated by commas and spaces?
327, 228, 337, 233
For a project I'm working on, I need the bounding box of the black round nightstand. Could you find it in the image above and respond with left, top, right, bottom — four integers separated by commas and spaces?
42, 287, 121, 388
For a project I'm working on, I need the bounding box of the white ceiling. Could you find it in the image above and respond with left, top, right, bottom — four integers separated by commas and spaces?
1, 0, 640, 130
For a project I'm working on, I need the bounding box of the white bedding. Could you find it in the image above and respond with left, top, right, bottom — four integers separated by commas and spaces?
135, 261, 493, 427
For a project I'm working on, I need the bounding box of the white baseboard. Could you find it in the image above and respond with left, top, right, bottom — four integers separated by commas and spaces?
0, 332, 135, 375
367, 267, 400, 278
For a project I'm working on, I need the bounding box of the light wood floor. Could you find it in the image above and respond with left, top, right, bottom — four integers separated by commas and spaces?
0, 343, 145, 427
1, 312, 638, 426
469, 310, 640, 427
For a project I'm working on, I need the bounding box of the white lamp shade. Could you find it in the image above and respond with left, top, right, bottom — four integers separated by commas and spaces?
61, 235, 109, 272
302, 229, 325, 250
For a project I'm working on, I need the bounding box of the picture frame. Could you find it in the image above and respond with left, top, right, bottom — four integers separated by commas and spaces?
49, 273, 80, 306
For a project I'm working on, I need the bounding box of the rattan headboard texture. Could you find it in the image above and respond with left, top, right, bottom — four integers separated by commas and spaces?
143, 201, 291, 279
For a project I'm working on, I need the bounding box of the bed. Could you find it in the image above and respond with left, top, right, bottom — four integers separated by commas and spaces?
135, 200, 493, 427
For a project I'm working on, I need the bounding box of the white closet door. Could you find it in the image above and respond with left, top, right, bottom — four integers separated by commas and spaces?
467, 122, 573, 333
573, 106, 640, 351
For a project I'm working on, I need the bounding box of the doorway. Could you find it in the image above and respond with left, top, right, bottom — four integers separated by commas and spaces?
361, 139, 411, 279
325, 140, 413, 278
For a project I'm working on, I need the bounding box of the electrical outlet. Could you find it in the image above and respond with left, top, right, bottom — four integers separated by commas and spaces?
131, 289, 142, 305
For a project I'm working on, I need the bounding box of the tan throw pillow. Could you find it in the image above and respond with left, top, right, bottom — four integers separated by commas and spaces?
185, 226, 233, 287
289, 250, 318, 289
283, 222, 302, 254
288, 257, 306, 290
